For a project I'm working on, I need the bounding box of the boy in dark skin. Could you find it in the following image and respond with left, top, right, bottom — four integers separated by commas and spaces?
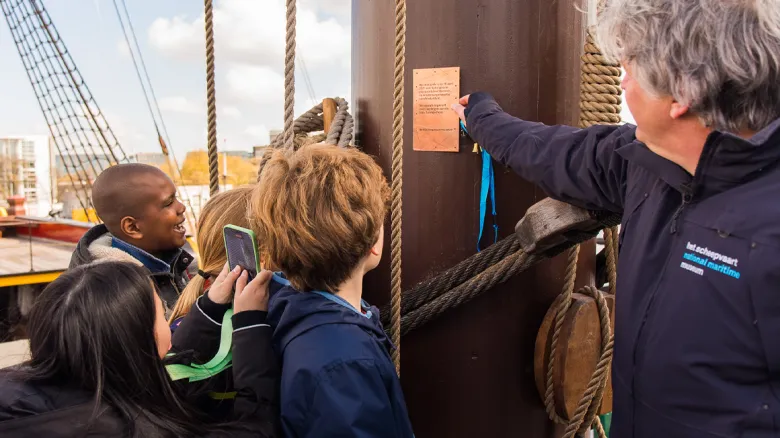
69, 164, 193, 311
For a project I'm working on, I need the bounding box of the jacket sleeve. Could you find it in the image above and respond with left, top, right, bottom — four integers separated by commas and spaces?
169, 293, 230, 362
230, 311, 280, 437
283, 359, 398, 438
465, 92, 635, 213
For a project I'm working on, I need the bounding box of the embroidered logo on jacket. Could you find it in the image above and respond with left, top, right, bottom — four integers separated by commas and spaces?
679, 241, 741, 279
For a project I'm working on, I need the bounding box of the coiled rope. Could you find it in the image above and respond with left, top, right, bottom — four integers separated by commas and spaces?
255, 0, 354, 181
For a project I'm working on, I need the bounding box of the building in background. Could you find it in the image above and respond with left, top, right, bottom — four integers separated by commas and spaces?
130, 152, 168, 166
0, 136, 55, 216
253, 145, 268, 158
269, 129, 282, 144
54, 153, 114, 179
222, 150, 253, 160
177, 184, 233, 225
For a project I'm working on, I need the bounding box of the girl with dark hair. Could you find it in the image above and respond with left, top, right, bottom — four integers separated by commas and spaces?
0, 260, 278, 438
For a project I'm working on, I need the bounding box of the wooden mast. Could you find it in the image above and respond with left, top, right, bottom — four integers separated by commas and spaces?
352, 0, 594, 436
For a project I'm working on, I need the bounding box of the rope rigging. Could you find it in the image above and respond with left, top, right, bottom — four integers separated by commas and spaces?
389, 0, 406, 375
283, 0, 297, 150
112, 0, 197, 225
254, 2, 355, 182
1, 0, 131, 216
204, 0, 219, 196
379, 209, 622, 335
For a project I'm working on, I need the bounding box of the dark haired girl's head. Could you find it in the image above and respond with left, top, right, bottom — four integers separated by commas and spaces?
23, 261, 199, 436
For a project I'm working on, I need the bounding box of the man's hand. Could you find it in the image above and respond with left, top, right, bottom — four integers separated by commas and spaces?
208, 263, 241, 304
234, 269, 273, 313
451, 94, 470, 125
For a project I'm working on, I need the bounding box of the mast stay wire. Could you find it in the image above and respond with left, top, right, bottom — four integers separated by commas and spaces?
297, 51, 317, 106
111, 0, 198, 225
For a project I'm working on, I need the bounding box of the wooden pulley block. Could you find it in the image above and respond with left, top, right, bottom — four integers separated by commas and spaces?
515, 197, 621, 255
534, 291, 615, 420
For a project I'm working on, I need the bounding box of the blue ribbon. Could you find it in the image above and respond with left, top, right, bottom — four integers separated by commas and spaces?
461, 121, 498, 252
478, 147, 498, 251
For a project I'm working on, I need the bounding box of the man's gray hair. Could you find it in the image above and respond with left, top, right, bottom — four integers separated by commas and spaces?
596, 0, 780, 133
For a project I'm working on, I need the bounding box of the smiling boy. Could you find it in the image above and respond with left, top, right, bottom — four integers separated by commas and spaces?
69, 164, 193, 311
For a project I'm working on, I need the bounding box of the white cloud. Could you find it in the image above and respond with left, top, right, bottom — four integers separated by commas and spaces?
148, 0, 350, 71
159, 96, 201, 114
220, 106, 242, 119
301, 0, 350, 24
155, 97, 240, 119
101, 111, 152, 156
226, 65, 284, 104
145, 1, 352, 150
148, 15, 203, 61
117, 39, 131, 58
244, 124, 270, 143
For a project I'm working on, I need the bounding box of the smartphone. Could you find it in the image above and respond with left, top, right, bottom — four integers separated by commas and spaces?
223, 225, 260, 280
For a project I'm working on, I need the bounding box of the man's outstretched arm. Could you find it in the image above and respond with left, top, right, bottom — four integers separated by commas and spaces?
459, 92, 636, 213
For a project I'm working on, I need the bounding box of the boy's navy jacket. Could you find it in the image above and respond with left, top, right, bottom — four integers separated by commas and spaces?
267, 274, 414, 438
465, 92, 780, 438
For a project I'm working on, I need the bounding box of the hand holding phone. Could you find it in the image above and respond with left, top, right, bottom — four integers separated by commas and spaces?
208, 263, 241, 304
223, 225, 261, 280
234, 270, 272, 313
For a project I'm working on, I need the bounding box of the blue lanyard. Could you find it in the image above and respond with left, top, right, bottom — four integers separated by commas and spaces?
272, 273, 372, 318
314, 291, 373, 319
461, 120, 498, 251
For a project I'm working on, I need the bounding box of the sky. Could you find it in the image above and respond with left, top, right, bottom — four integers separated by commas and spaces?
0, 0, 352, 158
0, 0, 633, 161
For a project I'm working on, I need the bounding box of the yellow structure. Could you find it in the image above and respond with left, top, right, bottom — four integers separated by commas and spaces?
71, 208, 99, 223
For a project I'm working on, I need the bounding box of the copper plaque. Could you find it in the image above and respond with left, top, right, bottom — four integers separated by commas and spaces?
413, 67, 460, 152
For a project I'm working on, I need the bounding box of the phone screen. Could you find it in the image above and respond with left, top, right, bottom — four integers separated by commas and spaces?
223, 227, 259, 280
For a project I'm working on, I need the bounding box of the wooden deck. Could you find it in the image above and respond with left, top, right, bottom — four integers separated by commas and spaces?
0, 236, 76, 277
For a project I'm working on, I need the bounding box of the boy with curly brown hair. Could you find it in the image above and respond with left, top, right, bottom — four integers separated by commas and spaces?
252, 144, 414, 438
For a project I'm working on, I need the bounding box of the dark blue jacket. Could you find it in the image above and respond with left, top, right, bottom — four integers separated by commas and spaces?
466, 92, 780, 438
267, 275, 414, 438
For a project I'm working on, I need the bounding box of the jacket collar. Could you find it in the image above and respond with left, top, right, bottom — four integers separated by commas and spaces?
110, 237, 179, 275
77, 225, 192, 277
617, 118, 780, 198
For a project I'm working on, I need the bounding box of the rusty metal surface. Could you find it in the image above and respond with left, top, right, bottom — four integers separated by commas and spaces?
352, 0, 590, 436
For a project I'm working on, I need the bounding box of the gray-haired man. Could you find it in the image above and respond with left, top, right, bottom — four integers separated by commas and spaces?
453, 0, 780, 436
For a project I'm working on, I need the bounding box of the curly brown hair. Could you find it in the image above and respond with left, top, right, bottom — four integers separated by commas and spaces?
250, 144, 389, 292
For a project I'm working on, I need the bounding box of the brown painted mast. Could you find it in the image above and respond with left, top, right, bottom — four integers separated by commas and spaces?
352, 0, 596, 436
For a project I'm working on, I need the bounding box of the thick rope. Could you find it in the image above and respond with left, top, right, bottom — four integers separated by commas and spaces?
283, 0, 296, 149
269, 98, 352, 149
390, 0, 406, 375
562, 286, 614, 438
204, 0, 218, 196
401, 250, 531, 335
256, 98, 354, 181
603, 227, 618, 295
542, 251, 615, 438
400, 234, 521, 316
578, 32, 622, 128
395, 219, 623, 335
543, 247, 580, 426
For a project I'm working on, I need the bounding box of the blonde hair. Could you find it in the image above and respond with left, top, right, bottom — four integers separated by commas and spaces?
168, 186, 253, 323
250, 144, 389, 292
